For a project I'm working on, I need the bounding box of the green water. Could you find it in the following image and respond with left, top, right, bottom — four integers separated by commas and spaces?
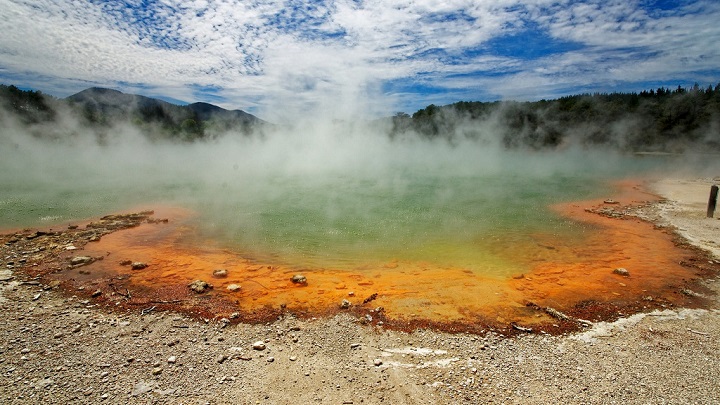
0, 134, 695, 274
196, 171, 605, 273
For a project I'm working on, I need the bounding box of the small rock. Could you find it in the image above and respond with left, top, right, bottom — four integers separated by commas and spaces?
289, 356, 297, 361
212, 269, 228, 278
131, 382, 153, 396
252, 341, 266, 351
613, 268, 630, 277
350, 343, 361, 349
188, 280, 213, 294
151, 367, 162, 376
267, 357, 275, 363
373, 359, 383, 367
291, 274, 307, 284
227, 284, 242, 292
131, 262, 148, 270
217, 354, 228, 364
340, 299, 351, 309
167, 356, 177, 364
91, 290, 102, 298
70, 256, 94, 266
119, 260, 132, 266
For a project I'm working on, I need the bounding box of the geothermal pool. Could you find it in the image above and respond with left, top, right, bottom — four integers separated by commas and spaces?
0, 135, 714, 331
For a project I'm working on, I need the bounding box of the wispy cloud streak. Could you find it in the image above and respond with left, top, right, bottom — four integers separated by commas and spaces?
0, 0, 718, 120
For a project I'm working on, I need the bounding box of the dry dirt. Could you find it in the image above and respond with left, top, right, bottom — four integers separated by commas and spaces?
2, 178, 720, 404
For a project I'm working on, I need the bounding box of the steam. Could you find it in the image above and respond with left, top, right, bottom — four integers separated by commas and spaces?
1, 99, 719, 239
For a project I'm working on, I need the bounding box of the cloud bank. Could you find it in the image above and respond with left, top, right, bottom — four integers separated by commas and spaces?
0, 0, 718, 121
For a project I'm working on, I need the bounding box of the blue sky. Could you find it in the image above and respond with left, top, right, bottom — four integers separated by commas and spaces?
0, 0, 718, 122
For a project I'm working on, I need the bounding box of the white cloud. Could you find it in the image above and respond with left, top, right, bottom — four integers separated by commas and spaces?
0, 0, 718, 120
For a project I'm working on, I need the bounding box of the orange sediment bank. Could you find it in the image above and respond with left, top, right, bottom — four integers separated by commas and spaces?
511, 179, 717, 325
7, 181, 719, 336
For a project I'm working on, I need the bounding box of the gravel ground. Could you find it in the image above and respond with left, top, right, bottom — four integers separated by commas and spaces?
1, 178, 720, 404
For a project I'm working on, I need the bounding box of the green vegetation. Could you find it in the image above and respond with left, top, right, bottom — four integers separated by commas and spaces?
0, 85, 264, 142
392, 83, 720, 152
2, 83, 720, 151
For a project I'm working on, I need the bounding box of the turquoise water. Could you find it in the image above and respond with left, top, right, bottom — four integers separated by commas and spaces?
0, 132, 697, 272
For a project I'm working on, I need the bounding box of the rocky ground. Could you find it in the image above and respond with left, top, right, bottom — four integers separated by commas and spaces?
2, 178, 720, 404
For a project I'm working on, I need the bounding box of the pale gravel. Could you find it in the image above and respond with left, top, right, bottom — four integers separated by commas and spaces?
1, 177, 720, 405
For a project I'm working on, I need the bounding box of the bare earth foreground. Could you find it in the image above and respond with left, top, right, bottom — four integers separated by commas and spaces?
2, 178, 720, 404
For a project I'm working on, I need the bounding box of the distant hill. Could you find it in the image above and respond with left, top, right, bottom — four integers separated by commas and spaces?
66, 87, 265, 140
3, 82, 720, 151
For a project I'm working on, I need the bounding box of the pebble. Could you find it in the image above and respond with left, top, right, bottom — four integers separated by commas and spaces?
613, 268, 630, 277
212, 269, 228, 278
227, 284, 242, 292
373, 359, 383, 367
70, 256, 93, 266
131, 262, 148, 270
188, 280, 212, 294
167, 356, 177, 364
151, 367, 163, 375
252, 341, 266, 351
291, 274, 307, 284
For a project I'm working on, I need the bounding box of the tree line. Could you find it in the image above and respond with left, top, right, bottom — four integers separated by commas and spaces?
2, 82, 720, 151
391, 83, 720, 152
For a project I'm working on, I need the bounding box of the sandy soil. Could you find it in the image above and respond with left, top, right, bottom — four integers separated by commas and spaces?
1, 178, 720, 404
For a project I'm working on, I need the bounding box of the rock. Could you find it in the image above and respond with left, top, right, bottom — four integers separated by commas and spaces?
70, 256, 94, 266
119, 260, 132, 266
252, 341, 266, 351
91, 290, 102, 298
227, 284, 242, 292
267, 357, 275, 363
212, 269, 228, 278
340, 299, 352, 309
291, 274, 307, 285
131, 262, 148, 270
289, 356, 297, 361
613, 268, 630, 277
188, 280, 213, 294
217, 354, 228, 364
373, 359, 383, 367
0, 269, 13, 281
131, 381, 153, 396
151, 367, 162, 376
167, 356, 177, 364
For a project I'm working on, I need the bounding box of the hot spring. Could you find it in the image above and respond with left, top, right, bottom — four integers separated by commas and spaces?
0, 128, 713, 330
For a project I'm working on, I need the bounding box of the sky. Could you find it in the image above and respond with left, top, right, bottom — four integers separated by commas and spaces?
0, 0, 719, 122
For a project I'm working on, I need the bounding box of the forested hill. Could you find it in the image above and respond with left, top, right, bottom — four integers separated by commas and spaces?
0, 85, 266, 141
2, 83, 720, 151
389, 84, 720, 152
